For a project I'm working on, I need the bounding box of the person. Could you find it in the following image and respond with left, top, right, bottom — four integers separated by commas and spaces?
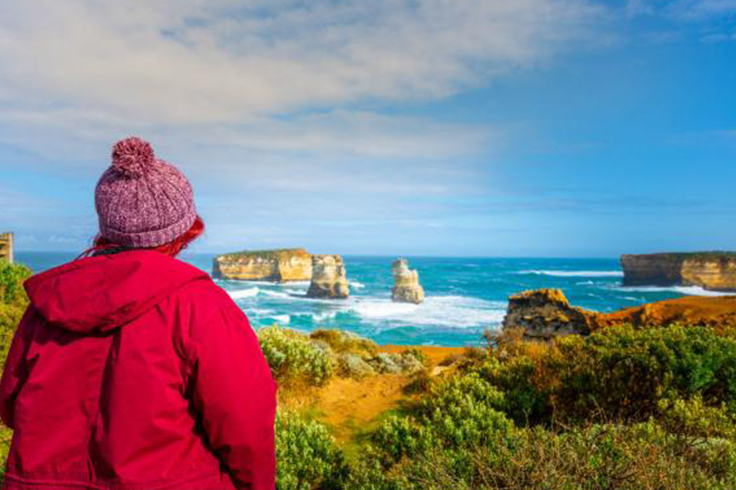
0, 137, 277, 489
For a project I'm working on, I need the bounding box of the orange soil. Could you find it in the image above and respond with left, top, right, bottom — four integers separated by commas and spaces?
299, 345, 465, 444
597, 294, 736, 333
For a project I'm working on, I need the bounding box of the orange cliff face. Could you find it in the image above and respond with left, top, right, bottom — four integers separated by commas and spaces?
212, 248, 313, 282
621, 253, 736, 292
503, 288, 736, 339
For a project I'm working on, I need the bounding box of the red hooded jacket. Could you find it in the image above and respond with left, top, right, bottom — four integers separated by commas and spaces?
0, 250, 277, 490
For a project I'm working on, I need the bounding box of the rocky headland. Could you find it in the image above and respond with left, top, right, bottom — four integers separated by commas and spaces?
391, 258, 424, 304
212, 248, 312, 282
503, 288, 736, 340
306, 254, 349, 299
621, 252, 736, 292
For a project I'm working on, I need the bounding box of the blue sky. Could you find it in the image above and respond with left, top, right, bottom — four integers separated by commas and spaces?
0, 0, 734, 257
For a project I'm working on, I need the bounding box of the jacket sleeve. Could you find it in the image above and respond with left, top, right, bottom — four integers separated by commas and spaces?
188, 295, 277, 490
0, 307, 35, 429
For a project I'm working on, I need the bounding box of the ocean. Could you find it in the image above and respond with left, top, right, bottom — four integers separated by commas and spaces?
15, 252, 732, 347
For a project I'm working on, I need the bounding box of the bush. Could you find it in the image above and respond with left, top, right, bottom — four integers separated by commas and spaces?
0, 262, 31, 308
370, 372, 512, 465
310, 329, 377, 357
477, 356, 552, 425
275, 410, 348, 490
0, 262, 30, 484
0, 262, 31, 366
545, 325, 736, 421
258, 326, 334, 387
353, 422, 736, 490
483, 325, 736, 424
657, 396, 736, 440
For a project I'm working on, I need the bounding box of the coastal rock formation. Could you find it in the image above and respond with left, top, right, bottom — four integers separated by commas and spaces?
307, 255, 349, 299
502, 289, 596, 339
621, 252, 736, 292
503, 288, 736, 339
0, 233, 13, 263
212, 248, 312, 282
391, 258, 424, 304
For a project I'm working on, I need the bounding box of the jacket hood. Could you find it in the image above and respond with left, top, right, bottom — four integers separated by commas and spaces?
24, 250, 209, 333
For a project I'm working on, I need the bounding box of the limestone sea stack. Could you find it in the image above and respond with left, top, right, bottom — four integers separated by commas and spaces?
212, 248, 312, 282
307, 255, 349, 299
391, 258, 424, 304
621, 252, 736, 292
502, 289, 595, 339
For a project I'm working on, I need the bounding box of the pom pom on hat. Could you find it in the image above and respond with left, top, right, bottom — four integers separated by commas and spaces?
111, 136, 155, 178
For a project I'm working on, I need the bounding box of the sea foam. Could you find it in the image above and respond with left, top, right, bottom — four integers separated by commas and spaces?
615, 285, 735, 297
348, 295, 506, 329
229, 287, 260, 299
519, 270, 623, 278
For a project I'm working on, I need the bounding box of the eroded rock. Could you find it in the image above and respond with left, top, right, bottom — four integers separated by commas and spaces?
391, 258, 425, 304
212, 248, 312, 282
307, 255, 350, 299
621, 252, 736, 292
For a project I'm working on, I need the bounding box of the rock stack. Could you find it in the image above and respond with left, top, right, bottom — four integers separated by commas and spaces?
307, 255, 350, 299
502, 289, 594, 339
391, 258, 424, 304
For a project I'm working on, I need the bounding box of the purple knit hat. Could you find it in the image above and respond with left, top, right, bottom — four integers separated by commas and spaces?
95, 137, 197, 248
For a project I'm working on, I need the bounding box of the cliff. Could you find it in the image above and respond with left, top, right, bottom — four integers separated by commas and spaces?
307, 255, 349, 299
503, 288, 736, 339
621, 252, 736, 292
212, 248, 312, 282
391, 258, 424, 304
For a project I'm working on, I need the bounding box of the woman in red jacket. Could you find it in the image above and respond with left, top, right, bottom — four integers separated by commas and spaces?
0, 137, 277, 490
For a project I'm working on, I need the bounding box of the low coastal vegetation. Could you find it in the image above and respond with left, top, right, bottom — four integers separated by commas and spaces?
270, 324, 736, 489
0, 262, 31, 479
2, 262, 736, 488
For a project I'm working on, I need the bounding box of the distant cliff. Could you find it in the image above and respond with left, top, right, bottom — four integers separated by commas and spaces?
212, 248, 312, 282
621, 252, 736, 292
503, 288, 736, 340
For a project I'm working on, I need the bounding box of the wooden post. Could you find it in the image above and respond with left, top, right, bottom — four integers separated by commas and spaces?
0, 232, 14, 263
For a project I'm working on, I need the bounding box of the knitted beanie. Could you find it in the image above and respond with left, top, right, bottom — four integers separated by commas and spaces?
95, 137, 197, 248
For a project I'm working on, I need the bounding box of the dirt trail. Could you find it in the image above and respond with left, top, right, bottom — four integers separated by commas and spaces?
311, 345, 465, 444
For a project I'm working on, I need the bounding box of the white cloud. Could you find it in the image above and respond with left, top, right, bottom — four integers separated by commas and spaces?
0, 0, 608, 254
0, 0, 602, 127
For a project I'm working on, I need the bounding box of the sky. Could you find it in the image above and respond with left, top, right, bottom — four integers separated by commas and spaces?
0, 0, 734, 257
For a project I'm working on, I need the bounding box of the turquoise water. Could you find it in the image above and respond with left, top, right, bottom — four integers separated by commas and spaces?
15, 252, 732, 347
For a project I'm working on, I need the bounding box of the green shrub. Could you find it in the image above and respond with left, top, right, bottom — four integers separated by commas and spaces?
401, 348, 427, 366
477, 356, 552, 424
0, 262, 31, 366
657, 396, 736, 440
371, 372, 512, 465
0, 262, 30, 484
545, 325, 736, 421
258, 326, 334, 386
0, 262, 31, 307
309, 329, 377, 357
275, 410, 348, 490
353, 422, 736, 490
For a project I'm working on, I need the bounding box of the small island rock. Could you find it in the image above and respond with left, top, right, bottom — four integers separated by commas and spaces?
307, 255, 350, 299
391, 258, 424, 304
